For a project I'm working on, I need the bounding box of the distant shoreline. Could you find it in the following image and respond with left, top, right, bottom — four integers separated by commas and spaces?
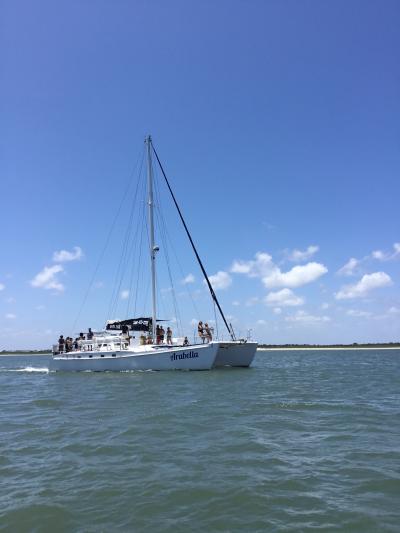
258, 343, 400, 350
258, 346, 400, 351
0, 352, 51, 356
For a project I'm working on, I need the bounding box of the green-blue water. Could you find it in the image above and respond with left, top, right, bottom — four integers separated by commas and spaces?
1, 350, 399, 532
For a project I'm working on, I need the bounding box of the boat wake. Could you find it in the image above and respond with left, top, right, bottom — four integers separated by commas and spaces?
1, 366, 50, 373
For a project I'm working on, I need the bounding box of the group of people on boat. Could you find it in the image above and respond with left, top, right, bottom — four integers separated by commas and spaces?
198, 321, 213, 343
56, 322, 210, 353
57, 329, 94, 353
139, 325, 173, 345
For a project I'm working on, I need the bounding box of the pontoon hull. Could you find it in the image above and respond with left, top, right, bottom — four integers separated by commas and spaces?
50, 344, 218, 372
212, 341, 257, 368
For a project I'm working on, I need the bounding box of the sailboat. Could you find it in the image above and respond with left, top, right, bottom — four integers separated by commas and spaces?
50, 136, 257, 371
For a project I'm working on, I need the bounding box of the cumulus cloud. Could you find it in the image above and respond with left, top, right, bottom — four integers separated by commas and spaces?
0, 283, 5, 291
285, 310, 331, 323
346, 309, 372, 318
388, 306, 400, 314
337, 257, 359, 276
288, 245, 319, 262
265, 288, 304, 307
52, 246, 83, 262
371, 242, 400, 262
30, 265, 64, 292
120, 290, 130, 300
231, 252, 327, 289
262, 262, 328, 289
182, 273, 195, 284
335, 272, 392, 300
273, 307, 282, 314
5, 313, 16, 319
207, 271, 232, 290
231, 252, 274, 277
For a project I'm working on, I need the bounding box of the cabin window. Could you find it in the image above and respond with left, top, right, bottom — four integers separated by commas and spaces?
101, 354, 104, 357
112, 354, 116, 357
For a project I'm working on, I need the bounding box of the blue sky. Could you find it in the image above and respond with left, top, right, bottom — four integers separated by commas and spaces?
1, 0, 399, 349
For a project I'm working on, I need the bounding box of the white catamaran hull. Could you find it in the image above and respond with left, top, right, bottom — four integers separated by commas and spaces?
212, 341, 257, 368
50, 344, 218, 372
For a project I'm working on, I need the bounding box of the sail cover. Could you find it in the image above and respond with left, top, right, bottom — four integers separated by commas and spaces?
106, 317, 166, 332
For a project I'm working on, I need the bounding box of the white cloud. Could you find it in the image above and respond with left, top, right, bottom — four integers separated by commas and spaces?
372, 242, 400, 262
53, 246, 83, 262
182, 273, 195, 284
207, 271, 232, 290
346, 309, 372, 318
265, 288, 304, 307
372, 250, 386, 260
232, 300, 240, 306
0, 283, 5, 291
30, 265, 64, 292
262, 262, 328, 289
335, 272, 392, 300
337, 257, 359, 276
5, 313, 16, 319
6, 297, 15, 303
120, 290, 130, 300
285, 310, 331, 323
245, 296, 259, 307
161, 287, 173, 294
231, 252, 327, 289
388, 306, 400, 314
231, 252, 274, 277
321, 302, 330, 310
288, 245, 319, 262
256, 319, 267, 325
273, 307, 282, 315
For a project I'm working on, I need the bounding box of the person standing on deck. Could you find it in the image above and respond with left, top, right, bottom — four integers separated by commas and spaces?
166, 327, 172, 345
198, 321, 205, 343
58, 335, 65, 353
205, 323, 212, 343
121, 324, 130, 344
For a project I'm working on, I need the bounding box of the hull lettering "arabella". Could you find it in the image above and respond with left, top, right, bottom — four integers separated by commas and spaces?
170, 350, 199, 361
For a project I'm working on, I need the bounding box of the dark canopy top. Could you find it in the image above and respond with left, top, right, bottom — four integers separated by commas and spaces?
106, 317, 166, 332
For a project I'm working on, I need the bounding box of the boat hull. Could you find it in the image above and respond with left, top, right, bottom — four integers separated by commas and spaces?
50, 344, 218, 372
212, 341, 257, 368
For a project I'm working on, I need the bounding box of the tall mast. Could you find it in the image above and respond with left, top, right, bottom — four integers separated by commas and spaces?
146, 135, 157, 341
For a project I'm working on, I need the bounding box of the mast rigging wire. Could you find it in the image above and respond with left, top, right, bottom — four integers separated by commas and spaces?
151, 143, 235, 341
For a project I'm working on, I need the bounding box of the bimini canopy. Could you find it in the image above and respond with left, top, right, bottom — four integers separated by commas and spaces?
106, 317, 167, 332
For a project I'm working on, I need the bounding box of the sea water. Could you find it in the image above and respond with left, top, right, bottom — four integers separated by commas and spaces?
0, 350, 399, 532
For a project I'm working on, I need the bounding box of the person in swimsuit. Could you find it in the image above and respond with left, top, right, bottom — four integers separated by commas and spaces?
166, 327, 172, 345
198, 321, 204, 343
204, 323, 212, 343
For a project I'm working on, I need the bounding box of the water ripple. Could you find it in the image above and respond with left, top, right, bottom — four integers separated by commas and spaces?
0, 351, 399, 531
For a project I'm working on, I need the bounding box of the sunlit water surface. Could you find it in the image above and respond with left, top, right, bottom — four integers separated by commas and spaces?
0, 350, 399, 532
